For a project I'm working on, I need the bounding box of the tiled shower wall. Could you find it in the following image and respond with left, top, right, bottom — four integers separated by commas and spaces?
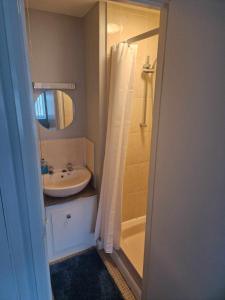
107, 3, 160, 221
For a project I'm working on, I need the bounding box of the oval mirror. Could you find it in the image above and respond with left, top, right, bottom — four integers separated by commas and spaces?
35, 90, 74, 130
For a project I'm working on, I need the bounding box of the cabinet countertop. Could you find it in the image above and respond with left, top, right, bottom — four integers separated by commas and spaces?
44, 184, 97, 207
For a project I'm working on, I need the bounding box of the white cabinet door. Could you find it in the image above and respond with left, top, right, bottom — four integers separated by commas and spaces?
46, 196, 97, 260
51, 206, 86, 253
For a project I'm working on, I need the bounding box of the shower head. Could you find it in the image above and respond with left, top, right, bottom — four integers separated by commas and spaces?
142, 56, 155, 74
143, 67, 155, 73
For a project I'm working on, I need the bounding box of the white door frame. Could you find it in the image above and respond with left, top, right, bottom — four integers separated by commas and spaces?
118, 2, 170, 299
142, 2, 169, 299
0, 0, 51, 299
106, 1, 169, 299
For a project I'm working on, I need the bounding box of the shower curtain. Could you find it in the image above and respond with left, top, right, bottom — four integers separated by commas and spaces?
95, 42, 137, 253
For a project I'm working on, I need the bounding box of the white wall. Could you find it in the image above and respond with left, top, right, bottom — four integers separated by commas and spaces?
84, 2, 106, 189
144, 0, 225, 299
84, 3, 100, 188
27, 9, 86, 140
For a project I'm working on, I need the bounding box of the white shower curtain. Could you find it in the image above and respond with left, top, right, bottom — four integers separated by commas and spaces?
95, 42, 137, 253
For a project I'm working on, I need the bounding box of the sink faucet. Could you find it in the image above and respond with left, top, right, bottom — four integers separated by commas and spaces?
66, 162, 73, 171
48, 165, 54, 175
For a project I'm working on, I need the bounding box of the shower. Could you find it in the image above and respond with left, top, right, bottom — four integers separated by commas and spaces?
95, 2, 160, 298
140, 55, 156, 127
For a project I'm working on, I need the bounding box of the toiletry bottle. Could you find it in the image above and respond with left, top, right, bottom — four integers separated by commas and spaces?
41, 158, 48, 174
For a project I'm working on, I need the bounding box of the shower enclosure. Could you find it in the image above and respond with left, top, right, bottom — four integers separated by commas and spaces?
107, 0, 160, 281
95, 2, 160, 298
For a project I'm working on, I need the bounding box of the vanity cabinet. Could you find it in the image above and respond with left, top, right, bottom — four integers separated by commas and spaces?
45, 194, 97, 262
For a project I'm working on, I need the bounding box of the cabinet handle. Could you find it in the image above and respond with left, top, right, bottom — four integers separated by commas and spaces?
66, 214, 71, 219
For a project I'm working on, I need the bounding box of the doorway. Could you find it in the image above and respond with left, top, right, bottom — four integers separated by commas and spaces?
103, 1, 164, 298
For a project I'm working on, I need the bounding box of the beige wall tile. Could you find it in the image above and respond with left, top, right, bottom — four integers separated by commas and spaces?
126, 131, 151, 165
123, 190, 148, 221
130, 97, 153, 134
41, 138, 85, 170
119, 13, 148, 41
85, 138, 95, 174
123, 162, 150, 194
136, 40, 148, 64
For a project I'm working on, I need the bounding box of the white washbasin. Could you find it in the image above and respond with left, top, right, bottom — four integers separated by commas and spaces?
42, 167, 91, 197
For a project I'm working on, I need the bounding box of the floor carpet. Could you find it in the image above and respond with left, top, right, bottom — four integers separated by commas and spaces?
50, 249, 124, 300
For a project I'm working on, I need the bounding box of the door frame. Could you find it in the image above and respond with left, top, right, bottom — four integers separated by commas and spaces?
141, 2, 169, 299
117, 1, 170, 299
105, 0, 169, 299
0, 0, 51, 299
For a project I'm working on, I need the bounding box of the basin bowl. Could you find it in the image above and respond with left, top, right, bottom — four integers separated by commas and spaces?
42, 167, 91, 197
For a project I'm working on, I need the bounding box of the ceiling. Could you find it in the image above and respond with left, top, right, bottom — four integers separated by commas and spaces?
26, 0, 99, 17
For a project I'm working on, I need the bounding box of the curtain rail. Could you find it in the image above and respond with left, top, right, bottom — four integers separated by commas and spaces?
126, 28, 159, 44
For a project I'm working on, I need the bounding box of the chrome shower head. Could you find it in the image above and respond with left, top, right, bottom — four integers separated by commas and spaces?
143, 55, 155, 74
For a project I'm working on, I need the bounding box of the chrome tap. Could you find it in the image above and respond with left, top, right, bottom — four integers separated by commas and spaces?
48, 165, 54, 175
66, 162, 73, 172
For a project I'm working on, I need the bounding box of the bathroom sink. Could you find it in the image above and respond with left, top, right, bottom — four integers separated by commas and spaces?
42, 167, 91, 197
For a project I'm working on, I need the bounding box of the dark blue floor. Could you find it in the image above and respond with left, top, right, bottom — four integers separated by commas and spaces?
50, 249, 124, 300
